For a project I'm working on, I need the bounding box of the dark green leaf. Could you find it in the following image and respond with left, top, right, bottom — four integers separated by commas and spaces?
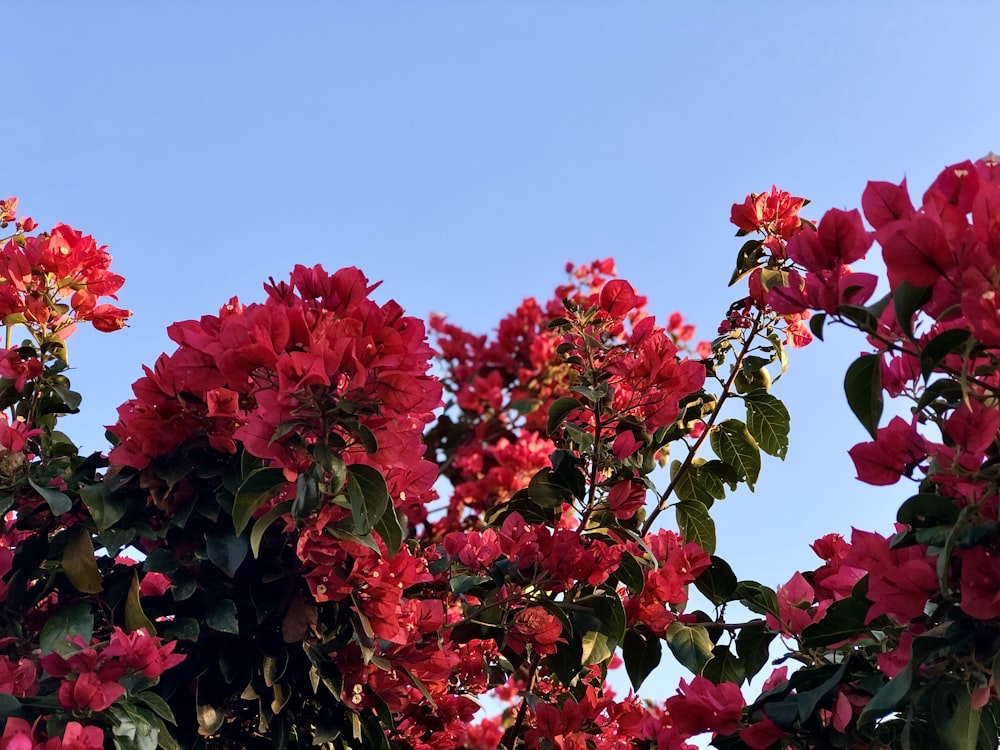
614, 552, 645, 595
0, 694, 20, 719
735, 621, 775, 681
921, 328, 974, 382
232, 468, 287, 535
735, 581, 779, 618
547, 396, 583, 435
893, 281, 932, 340
858, 664, 914, 729
28, 478, 71, 516
346, 464, 390, 537
664, 621, 713, 675
675, 499, 716, 554
844, 354, 883, 439
623, 627, 661, 690
809, 312, 827, 341
373, 502, 404, 557
592, 589, 627, 649
838, 303, 881, 334
795, 660, 849, 723
744, 391, 790, 459
528, 468, 575, 508
250, 500, 294, 557
897, 493, 961, 528
694, 555, 738, 606
801, 595, 872, 648
702, 645, 745, 685
40, 603, 94, 656
709, 419, 760, 490
355, 424, 378, 454
205, 599, 240, 634
206, 529, 249, 578
163, 617, 200, 642
80, 482, 126, 530
729, 239, 765, 286
450, 575, 492, 596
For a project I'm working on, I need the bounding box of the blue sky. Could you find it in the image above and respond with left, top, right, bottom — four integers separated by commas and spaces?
8, 1, 1000, 701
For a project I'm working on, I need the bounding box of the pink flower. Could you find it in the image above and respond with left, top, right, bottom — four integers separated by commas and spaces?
664, 676, 745, 736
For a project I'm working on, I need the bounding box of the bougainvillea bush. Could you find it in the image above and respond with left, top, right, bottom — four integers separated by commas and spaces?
0, 154, 999, 750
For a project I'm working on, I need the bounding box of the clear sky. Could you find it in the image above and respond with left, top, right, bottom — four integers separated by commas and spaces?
8, 1, 1000, 704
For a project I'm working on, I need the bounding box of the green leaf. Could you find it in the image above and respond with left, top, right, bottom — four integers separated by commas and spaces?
592, 589, 627, 648
735, 621, 775, 681
355, 424, 378, 454
735, 580, 779, 618
0, 694, 20, 720
897, 493, 961, 528
664, 621, 713, 675
133, 691, 177, 725
794, 660, 848, 723
126, 572, 157, 636
40, 603, 94, 656
801, 595, 872, 648
694, 555, 738, 606
62, 527, 103, 594
675, 499, 716, 554
232, 467, 287, 535
547, 396, 584, 435
528, 467, 574, 508
373, 502, 404, 557
359, 706, 391, 750
844, 354, 883, 439
670, 460, 725, 505
346, 464, 390, 537
702, 644, 745, 686
580, 630, 614, 666
709, 419, 760, 490
744, 391, 790, 459
893, 281, 932, 340
206, 529, 249, 578
920, 328, 974, 381
28, 478, 72, 516
858, 664, 914, 729
205, 599, 240, 634
623, 627, 662, 690
809, 312, 827, 341
933, 684, 980, 750
838, 303, 881, 334
614, 552, 645, 595
163, 617, 200, 642
250, 500, 294, 557
110, 703, 160, 750
80, 482, 126, 530
729, 239, 765, 286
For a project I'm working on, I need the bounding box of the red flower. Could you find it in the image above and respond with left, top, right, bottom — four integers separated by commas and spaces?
730, 187, 806, 240
506, 606, 565, 656
960, 546, 1000, 620
57, 671, 125, 712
